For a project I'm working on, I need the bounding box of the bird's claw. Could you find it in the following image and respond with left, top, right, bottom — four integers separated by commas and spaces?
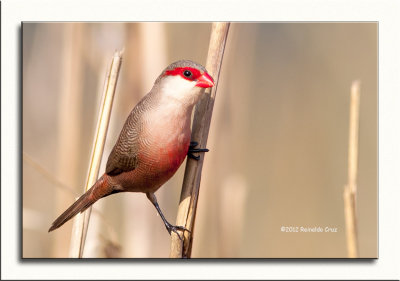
188, 142, 209, 161
190, 141, 199, 147
165, 222, 191, 241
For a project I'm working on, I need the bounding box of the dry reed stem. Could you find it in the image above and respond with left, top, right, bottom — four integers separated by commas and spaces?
219, 174, 247, 257
169, 22, 230, 258
54, 23, 84, 257
23, 151, 78, 196
69, 50, 123, 258
344, 80, 360, 258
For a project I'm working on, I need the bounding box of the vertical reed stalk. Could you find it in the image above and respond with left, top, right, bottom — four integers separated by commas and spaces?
69, 50, 123, 258
169, 22, 230, 258
54, 23, 84, 257
344, 80, 361, 258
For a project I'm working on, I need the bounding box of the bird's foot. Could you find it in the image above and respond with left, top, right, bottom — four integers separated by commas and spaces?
165, 221, 191, 241
188, 141, 209, 160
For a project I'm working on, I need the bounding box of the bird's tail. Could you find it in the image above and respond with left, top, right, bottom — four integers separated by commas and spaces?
48, 174, 112, 232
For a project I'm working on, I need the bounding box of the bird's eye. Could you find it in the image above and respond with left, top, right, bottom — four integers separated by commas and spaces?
183, 70, 192, 77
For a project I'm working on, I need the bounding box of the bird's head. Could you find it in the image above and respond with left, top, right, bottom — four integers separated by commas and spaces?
155, 60, 214, 106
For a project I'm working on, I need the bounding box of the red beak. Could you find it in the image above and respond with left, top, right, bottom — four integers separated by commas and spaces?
196, 72, 214, 88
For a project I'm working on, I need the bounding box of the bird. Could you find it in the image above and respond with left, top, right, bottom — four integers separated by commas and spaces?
48, 60, 214, 239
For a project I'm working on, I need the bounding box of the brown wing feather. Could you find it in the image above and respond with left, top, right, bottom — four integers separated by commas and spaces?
106, 104, 141, 175
105, 91, 158, 176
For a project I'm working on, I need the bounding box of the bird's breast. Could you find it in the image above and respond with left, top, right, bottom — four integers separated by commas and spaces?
138, 105, 192, 177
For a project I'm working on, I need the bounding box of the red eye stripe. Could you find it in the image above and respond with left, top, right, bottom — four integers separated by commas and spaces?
164, 67, 203, 81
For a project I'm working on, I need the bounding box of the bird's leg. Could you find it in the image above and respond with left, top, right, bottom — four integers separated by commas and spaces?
146, 192, 190, 241
188, 141, 209, 161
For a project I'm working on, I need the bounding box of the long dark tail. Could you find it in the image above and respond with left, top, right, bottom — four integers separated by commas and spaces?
48, 175, 112, 232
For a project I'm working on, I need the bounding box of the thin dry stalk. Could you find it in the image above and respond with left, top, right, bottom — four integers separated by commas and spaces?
54, 23, 84, 257
344, 80, 361, 258
219, 174, 247, 257
23, 151, 78, 196
69, 50, 123, 258
169, 22, 230, 258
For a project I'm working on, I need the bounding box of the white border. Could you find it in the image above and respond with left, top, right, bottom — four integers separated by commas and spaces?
2, 0, 399, 279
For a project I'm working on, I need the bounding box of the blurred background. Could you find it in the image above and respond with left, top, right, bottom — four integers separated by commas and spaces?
22, 22, 377, 258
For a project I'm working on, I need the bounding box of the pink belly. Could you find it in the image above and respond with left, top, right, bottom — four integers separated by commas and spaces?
114, 132, 190, 193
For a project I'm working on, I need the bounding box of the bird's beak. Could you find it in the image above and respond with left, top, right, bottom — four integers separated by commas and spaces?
196, 72, 214, 88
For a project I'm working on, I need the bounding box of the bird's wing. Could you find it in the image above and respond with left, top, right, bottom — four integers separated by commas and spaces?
105, 106, 142, 176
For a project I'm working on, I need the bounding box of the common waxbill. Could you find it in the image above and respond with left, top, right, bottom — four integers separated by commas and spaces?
49, 60, 214, 238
